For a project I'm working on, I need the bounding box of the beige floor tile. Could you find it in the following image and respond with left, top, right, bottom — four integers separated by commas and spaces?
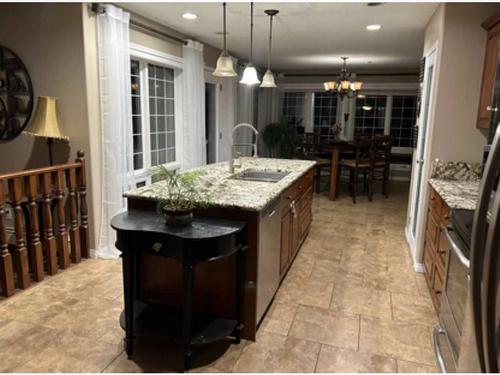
0, 319, 61, 372
276, 277, 334, 309
259, 301, 298, 336
363, 268, 420, 295
309, 258, 364, 286
330, 285, 392, 320
316, 344, 397, 373
397, 359, 438, 373
359, 316, 435, 365
391, 292, 438, 326
14, 333, 123, 373
233, 331, 320, 373
288, 305, 359, 349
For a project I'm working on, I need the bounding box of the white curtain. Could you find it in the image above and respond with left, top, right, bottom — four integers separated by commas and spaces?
218, 70, 238, 161
96, 4, 134, 259
257, 88, 280, 157
236, 66, 257, 155
182, 40, 206, 170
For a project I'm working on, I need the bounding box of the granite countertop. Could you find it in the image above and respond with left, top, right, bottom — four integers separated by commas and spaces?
428, 178, 479, 211
124, 157, 316, 212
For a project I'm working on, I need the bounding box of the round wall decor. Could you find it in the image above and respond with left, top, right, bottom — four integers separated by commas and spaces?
0, 46, 34, 141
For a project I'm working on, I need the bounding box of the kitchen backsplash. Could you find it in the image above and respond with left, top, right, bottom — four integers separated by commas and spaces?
430, 159, 482, 182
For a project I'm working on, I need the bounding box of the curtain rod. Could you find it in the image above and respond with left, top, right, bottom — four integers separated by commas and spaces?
90, 3, 188, 45
283, 72, 419, 77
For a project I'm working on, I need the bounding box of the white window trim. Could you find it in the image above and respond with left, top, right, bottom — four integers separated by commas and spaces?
130, 44, 184, 186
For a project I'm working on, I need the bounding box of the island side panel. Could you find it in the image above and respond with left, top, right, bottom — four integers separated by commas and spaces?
126, 197, 259, 341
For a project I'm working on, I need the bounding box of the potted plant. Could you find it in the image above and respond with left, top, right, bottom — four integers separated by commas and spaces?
152, 166, 209, 226
262, 117, 299, 158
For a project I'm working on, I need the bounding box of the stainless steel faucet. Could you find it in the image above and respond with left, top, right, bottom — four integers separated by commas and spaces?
229, 123, 259, 173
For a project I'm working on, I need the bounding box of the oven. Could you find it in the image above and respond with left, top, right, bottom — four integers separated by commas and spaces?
434, 209, 474, 372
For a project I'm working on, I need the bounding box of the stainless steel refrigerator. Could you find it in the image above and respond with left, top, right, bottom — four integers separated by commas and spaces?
454, 124, 500, 372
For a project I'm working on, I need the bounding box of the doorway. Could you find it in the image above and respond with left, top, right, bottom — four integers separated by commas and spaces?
205, 82, 218, 164
407, 46, 437, 259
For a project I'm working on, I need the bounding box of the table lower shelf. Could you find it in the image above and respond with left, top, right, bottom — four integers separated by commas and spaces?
119, 301, 240, 347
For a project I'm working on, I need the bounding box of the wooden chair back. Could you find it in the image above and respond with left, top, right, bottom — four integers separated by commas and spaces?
372, 135, 392, 166
353, 136, 373, 167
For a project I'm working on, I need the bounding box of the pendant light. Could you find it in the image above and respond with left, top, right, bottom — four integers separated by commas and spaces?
260, 9, 279, 88
213, 2, 237, 77
240, 2, 260, 85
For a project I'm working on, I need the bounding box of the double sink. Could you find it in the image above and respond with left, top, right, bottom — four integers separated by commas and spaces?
230, 168, 289, 183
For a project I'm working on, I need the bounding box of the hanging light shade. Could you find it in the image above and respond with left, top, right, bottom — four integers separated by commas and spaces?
213, 3, 237, 77
323, 57, 363, 98
260, 9, 279, 88
324, 81, 337, 91
240, 63, 260, 85
240, 2, 260, 85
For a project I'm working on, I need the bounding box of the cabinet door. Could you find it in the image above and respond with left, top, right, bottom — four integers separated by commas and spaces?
280, 208, 292, 274
291, 201, 300, 257
478, 25, 500, 130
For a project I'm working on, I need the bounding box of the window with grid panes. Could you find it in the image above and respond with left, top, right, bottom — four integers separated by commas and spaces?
129, 59, 177, 185
313, 91, 338, 138
390, 95, 417, 148
354, 95, 386, 137
282, 92, 306, 129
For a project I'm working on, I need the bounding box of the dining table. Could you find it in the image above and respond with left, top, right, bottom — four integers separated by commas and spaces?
317, 141, 355, 200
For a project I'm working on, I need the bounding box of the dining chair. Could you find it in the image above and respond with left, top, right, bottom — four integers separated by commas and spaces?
301, 132, 332, 193
370, 135, 392, 198
337, 136, 373, 203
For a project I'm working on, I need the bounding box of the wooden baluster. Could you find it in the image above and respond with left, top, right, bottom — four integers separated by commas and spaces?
54, 170, 69, 269
0, 181, 15, 297
76, 151, 89, 258
8, 178, 30, 289
66, 168, 81, 263
25, 175, 44, 282
41, 173, 58, 275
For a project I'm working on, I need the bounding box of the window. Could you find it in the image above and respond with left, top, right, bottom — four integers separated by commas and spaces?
390, 95, 417, 148
313, 91, 338, 138
129, 57, 179, 186
282, 92, 306, 129
354, 95, 386, 137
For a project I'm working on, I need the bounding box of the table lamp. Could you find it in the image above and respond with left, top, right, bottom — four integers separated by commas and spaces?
23, 96, 68, 165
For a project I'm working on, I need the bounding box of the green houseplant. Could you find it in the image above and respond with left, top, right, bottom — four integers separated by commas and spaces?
152, 166, 209, 226
262, 118, 299, 158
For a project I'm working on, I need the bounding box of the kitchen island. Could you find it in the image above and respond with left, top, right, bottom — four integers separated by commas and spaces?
124, 157, 316, 340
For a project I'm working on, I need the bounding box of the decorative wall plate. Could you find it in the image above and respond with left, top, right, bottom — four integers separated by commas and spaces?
0, 46, 34, 141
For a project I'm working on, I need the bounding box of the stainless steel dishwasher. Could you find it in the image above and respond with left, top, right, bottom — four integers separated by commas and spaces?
256, 197, 281, 322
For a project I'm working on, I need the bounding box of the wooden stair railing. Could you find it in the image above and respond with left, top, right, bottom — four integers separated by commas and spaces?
0, 150, 89, 298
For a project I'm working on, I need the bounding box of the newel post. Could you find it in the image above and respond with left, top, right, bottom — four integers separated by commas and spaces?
76, 150, 90, 258
0, 181, 14, 296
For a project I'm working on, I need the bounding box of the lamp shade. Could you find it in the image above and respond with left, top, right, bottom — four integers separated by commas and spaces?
260, 69, 277, 88
353, 81, 363, 91
240, 63, 260, 85
23, 96, 68, 140
213, 51, 237, 77
324, 81, 337, 91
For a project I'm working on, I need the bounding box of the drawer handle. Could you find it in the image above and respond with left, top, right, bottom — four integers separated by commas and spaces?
487, 105, 498, 112
152, 242, 162, 252
433, 325, 448, 373
444, 227, 470, 269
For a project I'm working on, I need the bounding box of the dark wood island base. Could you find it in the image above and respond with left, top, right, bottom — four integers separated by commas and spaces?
126, 167, 314, 341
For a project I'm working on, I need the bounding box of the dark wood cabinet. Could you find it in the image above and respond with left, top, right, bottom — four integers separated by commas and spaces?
279, 170, 313, 279
477, 13, 500, 131
423, 184, 451, 312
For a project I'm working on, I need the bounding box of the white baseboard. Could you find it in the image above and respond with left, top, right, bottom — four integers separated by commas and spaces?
413, 262, 425, 273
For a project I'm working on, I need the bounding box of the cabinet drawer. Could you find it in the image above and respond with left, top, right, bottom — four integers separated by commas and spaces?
429, 187, 443, 217
300, 209, 312, 238
426, 209, 440, 246
433, 263, 444, 294
298, 187, 313, 212
423, 239, 435, 284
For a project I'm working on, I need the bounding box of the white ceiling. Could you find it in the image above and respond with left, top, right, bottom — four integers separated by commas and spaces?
124, 2, 438, 73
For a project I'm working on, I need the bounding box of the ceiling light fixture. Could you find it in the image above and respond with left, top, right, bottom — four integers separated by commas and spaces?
213, 3, 237, 77
240, 2, 260, 86
366, 24, 382, 31
182, 12, 198, 20
362, 105, 373, 111
260, 9, 279, 88
323, 57, 363, 98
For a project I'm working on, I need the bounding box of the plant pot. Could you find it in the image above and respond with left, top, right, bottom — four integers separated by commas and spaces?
162, 209, 193, 226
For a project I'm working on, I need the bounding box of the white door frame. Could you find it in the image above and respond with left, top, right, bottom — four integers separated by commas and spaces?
204, 67, 221, 163
406, 42, 439, 271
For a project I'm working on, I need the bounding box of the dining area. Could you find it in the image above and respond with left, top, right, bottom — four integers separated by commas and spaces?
296, 133, 393, 203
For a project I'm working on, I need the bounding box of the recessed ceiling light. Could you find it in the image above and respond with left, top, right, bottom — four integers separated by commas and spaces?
182, 12, 198, 20
366, 24, 382, 31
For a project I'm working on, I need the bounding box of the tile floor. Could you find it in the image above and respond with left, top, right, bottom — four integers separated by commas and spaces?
0, 183, 439, 373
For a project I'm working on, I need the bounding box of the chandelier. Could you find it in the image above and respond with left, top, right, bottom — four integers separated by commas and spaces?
323, 57, 363, 98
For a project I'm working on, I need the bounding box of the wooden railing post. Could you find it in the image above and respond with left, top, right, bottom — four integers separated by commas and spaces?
54, 170, 69, 269
25, 175, 44, 282
76, 151, 89, 258
42, 173, 58, 275
66, 168, 81, 263
0, 181, 15, 297
8, 178, 30, 289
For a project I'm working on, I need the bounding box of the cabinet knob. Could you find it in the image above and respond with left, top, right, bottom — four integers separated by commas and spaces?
487, 105, 498, 112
